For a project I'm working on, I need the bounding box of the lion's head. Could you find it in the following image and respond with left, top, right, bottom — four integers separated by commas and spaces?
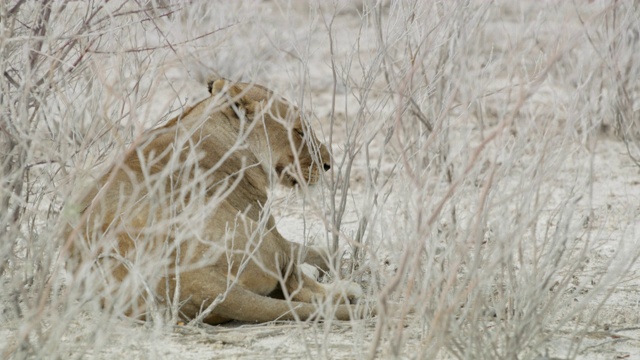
209, 79, 331, 187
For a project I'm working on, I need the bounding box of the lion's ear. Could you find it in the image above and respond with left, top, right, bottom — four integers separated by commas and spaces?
205, 73, 223, 93
210, 79, 257, 115
209, 78, 228, 95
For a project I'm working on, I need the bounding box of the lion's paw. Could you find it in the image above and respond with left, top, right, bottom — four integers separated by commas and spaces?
300, 263, 320, 280
329, 280, 363, 305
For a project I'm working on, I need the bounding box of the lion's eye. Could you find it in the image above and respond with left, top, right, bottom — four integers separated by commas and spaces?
294, 128, 304, 137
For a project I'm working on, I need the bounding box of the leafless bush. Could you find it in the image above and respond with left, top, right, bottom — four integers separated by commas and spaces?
316, 0, 639, 358
582, 1, 640, 167
1, 0, 639, 359
0, 1, 225, 357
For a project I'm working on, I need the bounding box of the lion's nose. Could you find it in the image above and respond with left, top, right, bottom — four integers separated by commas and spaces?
323, 163, 331, 171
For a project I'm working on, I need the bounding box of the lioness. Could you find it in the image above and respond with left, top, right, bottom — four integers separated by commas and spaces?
66, 79, 368, 324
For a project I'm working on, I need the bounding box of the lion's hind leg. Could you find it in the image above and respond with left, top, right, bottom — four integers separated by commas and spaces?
283, 268, 363, 306
189, 269, 363, 324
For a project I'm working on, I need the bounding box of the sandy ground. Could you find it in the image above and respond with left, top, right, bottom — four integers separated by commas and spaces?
50, 135, 639, 360
2, 1, 640, 359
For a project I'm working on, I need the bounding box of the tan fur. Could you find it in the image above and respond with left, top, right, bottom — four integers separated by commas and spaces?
67, 79, 369, 324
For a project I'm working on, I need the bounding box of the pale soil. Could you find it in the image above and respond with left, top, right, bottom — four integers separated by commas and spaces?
3, 1, 640, 359
41, 135, 638, 360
